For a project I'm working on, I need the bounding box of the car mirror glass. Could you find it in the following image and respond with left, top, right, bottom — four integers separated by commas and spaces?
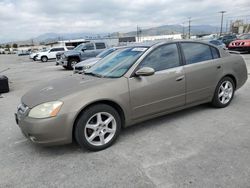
135, 67, 155, 77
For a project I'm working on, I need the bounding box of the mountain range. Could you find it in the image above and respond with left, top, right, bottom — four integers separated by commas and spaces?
3, 24, 222, 45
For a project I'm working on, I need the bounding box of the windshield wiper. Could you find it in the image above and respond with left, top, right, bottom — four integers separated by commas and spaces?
84, 72, 103, 78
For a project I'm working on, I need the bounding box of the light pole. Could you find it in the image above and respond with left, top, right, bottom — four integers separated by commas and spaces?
219, 11, 226, 36
188, 17, 191, 39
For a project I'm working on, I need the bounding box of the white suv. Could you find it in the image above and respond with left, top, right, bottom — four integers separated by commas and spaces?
35, 46, 73, 62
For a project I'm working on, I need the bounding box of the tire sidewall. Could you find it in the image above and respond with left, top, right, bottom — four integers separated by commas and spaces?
212, 77, 235, 108
75, 104, 121, 151
68, 58, 78, 70
41, 56, 48, 62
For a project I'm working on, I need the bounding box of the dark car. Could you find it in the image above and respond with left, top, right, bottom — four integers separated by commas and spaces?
218, 34, 237, 47
56, 42, 107, 70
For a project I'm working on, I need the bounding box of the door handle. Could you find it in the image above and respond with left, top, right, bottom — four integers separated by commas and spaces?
176, 76, 185, 81
217, 65, 221, 69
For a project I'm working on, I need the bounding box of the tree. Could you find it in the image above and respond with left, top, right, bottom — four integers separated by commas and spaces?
12, 43, 18, 48
5, 44, 10, 49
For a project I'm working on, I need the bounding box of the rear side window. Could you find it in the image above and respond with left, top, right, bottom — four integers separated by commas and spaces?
96, 43, 106, 49
211, 47, 220, 59
51, 48, 64, 52
181, 43, 213, 64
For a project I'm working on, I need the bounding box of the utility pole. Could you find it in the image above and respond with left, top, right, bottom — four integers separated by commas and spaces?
219, 11, 226, 36
188, 17, 191, 39
182, 22, 185, 39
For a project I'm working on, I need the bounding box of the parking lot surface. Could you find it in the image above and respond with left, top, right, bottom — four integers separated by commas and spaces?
0, 54, 250, 188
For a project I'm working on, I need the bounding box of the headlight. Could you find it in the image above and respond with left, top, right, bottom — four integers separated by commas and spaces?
28, 101, 63, 119
83, 65, 92, 70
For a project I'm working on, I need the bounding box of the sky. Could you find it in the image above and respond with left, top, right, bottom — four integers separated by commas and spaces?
0, 0, 250, 43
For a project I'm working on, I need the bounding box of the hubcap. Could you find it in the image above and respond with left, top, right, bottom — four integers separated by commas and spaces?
84, 112, 116, 146
218, 81, 233, 104
71, 61, 77, 67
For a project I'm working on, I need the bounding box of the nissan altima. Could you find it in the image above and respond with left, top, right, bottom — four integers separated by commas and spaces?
15, 41, 248, 151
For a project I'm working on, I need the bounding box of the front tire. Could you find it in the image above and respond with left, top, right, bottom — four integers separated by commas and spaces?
74, 104, 121, 151
211, 77, 235, 108
41, 56, 48, 62
67, 58, 78, 70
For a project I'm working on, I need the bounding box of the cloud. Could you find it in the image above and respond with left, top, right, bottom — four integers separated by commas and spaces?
0, 0, 249, 42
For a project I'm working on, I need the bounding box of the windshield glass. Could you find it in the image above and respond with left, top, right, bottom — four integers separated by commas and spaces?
74, 44, 85, 51
97, 48, 116, 58
85, 47, 148, 78
238, 34, 250, 40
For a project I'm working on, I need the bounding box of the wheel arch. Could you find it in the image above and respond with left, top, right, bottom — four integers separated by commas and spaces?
72, 100, 126, 141
222, 74, 237, 88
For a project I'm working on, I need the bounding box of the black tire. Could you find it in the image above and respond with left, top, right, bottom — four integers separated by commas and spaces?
41, 56, 48, 62
67, 58, 78, 70
211, 77, 235, 108
74, 104, 121, 151
33, 57, 36, 61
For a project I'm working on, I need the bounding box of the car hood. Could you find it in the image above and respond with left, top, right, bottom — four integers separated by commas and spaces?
64, 50, 81, 57
75, 57, 101, 67
21, 75, 107, 108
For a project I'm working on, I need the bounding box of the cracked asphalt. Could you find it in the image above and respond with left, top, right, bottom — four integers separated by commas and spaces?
0, 54, 250, 188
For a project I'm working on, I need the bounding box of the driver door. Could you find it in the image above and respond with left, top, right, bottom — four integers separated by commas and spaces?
128, 43, 186, 120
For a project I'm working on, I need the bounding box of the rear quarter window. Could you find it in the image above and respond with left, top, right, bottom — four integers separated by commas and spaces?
210, 47, 220, 59
95, 43, 106, 49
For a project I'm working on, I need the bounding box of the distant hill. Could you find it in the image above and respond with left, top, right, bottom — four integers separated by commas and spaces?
2, 24, 222, 45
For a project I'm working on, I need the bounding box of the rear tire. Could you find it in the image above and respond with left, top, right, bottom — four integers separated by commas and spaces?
74, 104, 121, 151
41, 56, 48, 62
211, 77, 235, 108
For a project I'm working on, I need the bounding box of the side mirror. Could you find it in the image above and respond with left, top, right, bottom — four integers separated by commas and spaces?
135, 67, 155, 77
81, 47, 87, 52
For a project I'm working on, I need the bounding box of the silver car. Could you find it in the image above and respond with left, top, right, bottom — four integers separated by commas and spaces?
15, 41, 248, 151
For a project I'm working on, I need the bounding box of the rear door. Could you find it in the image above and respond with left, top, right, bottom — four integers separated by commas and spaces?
128, 43, 186, 119
180, 42, 222, 104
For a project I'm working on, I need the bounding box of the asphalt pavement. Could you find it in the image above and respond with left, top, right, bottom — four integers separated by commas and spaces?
0, 54, 250, 188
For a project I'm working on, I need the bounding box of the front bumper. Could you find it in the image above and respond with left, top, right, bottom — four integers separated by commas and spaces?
56, 59, 68, 66
15, 108, 74, 146
228, 46, 250, 52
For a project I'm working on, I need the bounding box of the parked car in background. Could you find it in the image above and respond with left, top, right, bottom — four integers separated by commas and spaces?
17, 51, 31, 56
29, 49, 47, 61
15, 41, 247, 151
217, 34, 237, 47
201, 39, 226, 49
73, 47, 125, 74
35, 46, 73, 62
228, 33, 250, 53
56, 42, 107, 70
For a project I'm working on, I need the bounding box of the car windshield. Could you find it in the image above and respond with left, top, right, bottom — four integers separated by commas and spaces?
96, 48, 116, 58
238, 34, 250, 40
85, 47, 148, 78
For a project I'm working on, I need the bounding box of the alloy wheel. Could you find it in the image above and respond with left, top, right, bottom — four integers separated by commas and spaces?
84, 112, 117, 146
218, 80, 233, 104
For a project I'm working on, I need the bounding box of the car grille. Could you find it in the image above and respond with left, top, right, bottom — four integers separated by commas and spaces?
230, 42, 245, 46
56, 54, 61, 60
75, 67, 83, 71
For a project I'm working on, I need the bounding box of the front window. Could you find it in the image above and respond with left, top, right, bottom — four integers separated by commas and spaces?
74, 44, 85, 51
85, 47, 148, 78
